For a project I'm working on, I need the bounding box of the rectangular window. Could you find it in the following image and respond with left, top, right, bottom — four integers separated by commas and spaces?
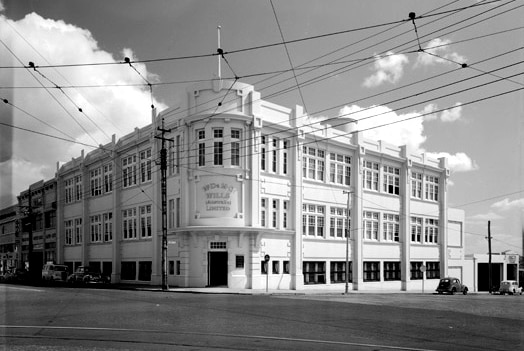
168, 199, 175, 229
363, 261, 380, 282
65, 219, 73, 245
104, 163, 113, 193
74, 175, 83, 201
363, 160, 379, 191
121, 261, 136, 280
197, 129, 206, 166
231, 129, 241, 166
140, 205, 152, 238
283, 260, 290, 274
74, 218, 83, 244
138, 261, 152, 281
260, 135, 266, 171
426, 262, 440, 279
282, 140, 288, 174
64, 178, 74, 203
261, 261, 268, 274
303, 261, 326, 284
103, 212, 113, 242
425, 218, 439, 243
384, 261, 401, 281
271, 138, 278, 172
283, 200, 289, 229
383, 166, 400, 195
272, 261, 280, 274
302, 146, 325, 181
236, 255, 244, 268
90, 214, 102, 243
176, 260, 181, 275
169, 260, 175, 275
213, 128, 223, 165
271, 200, 278, 228
122, 155, 137, 188
329, 207, 349, 238
329, 153, 351, 185
411, 171, 422, 199
425, 175, 439, 201
383, 213, 400, 242
140, 149, 152, 183
411, 217, 422, 243
90, 168, 102, 197
122, 208, 137, 240
261, 198, 267, 227
410, 261, 423, 280
170, 135, 180, 175
330, 261, 351, 283
176, 198, 180, 228
302, 204, 325, 237
363, 211, 379, 240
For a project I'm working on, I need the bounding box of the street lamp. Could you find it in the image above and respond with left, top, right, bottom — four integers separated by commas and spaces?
343, 190, 352, 294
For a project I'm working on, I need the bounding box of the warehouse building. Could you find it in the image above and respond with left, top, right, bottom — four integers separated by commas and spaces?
54, 79, 465, 291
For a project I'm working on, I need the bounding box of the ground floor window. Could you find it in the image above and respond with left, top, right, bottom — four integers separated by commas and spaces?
303, 261, 326, 284
363, 261, 380, 282
272, 261, 280, 274
330, 261, 351, 283
283, 261, 290, 274
121, 261, 136, 280
236, 255, 244, 269
138, 261, 152, 281
426, 261, 440, 279
169, 260, 175, 275
261, 261, 268, 274
410, 261, 423, 280
384, 261, 401, 281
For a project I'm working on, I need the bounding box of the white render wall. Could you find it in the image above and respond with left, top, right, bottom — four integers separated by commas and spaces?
53, 79, 466, 291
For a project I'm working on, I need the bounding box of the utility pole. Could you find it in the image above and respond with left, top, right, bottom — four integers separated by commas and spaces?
487, 220, 492, 294
343, 190, 352, 294
155, 118, 173, 291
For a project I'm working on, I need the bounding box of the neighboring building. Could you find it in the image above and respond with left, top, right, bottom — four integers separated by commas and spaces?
52, 79, 466, 291
463, 252, 520, 292
0, 205, 18, 274
17, 179, 58, 277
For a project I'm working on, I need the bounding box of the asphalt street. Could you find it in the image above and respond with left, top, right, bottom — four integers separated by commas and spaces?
1, 284, 522, 350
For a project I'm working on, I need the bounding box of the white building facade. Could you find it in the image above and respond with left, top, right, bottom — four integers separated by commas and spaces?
55, 79, 466, 291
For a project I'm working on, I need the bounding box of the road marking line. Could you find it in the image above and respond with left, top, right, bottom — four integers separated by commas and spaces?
0, 325, 440, 351
0, 286, 43, 292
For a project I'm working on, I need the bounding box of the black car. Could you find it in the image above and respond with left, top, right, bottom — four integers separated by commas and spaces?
67, 266, 110, 284
436, 277, 468, 295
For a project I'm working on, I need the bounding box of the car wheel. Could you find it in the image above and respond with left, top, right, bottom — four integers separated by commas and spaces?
451, 288, 456, 295
463, 288, 468, 295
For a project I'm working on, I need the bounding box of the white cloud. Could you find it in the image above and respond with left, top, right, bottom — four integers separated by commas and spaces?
363, 52, 409, 87
338, 104, 426, 152
468, 212, 504, 222
0, 12, 166, 204
491, 198, 524, 212
426, 152, 478, 173
440, 102, 463, 122
335, 104, 478, 174
416, 38, 467, 66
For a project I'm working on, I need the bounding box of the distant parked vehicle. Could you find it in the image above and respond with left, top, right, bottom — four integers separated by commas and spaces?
2, 268, 29, 283
436, 277, 468, 295
67, 266, 109, 285
498, 280, 522, 295
42, 264, 69, 283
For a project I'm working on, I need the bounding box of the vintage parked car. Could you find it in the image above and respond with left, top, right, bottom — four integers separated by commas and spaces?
2, 268, 29, 283
436, 277, 468, 295
498, 280, 523, 295
41, 264, 69, 282
67, 266, 109, 285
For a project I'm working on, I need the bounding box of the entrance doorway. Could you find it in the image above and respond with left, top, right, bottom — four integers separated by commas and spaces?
208, 252, 228, 287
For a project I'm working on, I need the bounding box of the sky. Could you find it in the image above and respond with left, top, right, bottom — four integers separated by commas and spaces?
0, 0, 522, 256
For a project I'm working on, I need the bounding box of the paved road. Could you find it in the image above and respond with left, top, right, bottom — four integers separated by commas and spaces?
1, 284, 522, 350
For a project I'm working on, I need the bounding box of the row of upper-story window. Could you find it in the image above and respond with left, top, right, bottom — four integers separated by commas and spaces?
302, 203, 441, 244
303, 146, 440, 201
63, 198, 184, 246
63, 149, 152, 203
